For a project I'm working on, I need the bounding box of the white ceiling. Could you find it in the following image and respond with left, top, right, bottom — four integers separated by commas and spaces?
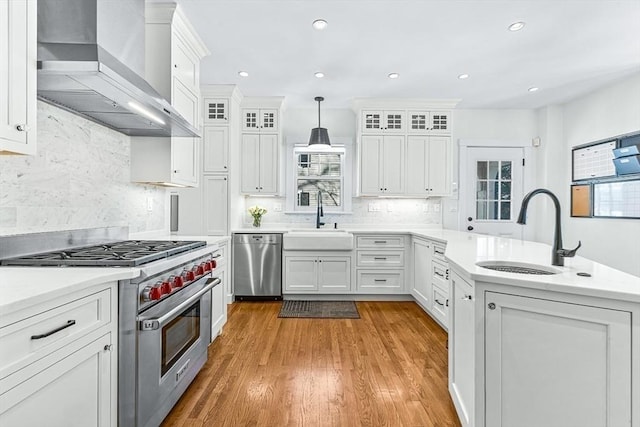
174, 0, 640, 109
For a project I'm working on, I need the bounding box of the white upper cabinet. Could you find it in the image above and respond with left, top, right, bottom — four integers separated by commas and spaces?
241, 108, 279, 133
203, 98, 230, 125
361, 110, 405, 134
240, 97, 284, 195
0, 0, 36, 155
407, 110, 451, 135
240, 133, 278, 194
203, 126, 229, 173
131, 3, 209, 187
406, 135, 451, 196
354, 99, 458, 197
360, 135, 405, 196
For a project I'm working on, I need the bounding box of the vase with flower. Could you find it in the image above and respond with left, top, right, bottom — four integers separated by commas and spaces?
248, 205, 267, 228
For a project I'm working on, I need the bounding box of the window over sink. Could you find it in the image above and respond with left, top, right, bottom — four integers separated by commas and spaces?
286, 145, 351, 213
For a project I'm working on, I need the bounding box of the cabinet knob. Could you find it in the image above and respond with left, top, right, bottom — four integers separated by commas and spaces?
174, 64, 178, 68
467, 226, 474, 231
462, 295, 472, 301
255, 187, 259, 190
224, 166, 227, 169
173, 170, 180, 174
15, 124, 28, 132
488, 303, 496, 310
104, 344, 113, 351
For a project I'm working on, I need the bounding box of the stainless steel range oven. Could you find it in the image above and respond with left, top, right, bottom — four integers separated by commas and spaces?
0, 227, 221, 427
119, 248, 221, 427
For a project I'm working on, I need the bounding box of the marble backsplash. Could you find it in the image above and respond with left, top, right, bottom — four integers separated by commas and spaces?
242, 196, 443, 228
0, 102, 166, 235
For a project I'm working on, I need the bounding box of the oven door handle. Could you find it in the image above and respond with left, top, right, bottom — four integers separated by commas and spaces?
139, 277, 221, 331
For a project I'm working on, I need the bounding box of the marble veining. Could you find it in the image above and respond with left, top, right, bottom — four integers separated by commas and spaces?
0, 102, 166, 235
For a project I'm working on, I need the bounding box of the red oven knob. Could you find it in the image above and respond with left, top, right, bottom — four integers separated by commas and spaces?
203, 261, 212, 272
195, 264, 205, 275
173, 276, 184, 288
142, 285, 163, 301
161, 281, 172, 295
185, 270, 196, 281
211, 259, 217, 269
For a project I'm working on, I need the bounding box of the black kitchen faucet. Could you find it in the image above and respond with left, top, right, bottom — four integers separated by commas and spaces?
316, 190, 325, 229
517, 188, 581, 266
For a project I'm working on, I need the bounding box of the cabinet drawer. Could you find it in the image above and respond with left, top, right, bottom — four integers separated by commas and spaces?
357, 251, 405, 268
431, 286, 449, 327
0, 288, 112, 378
356, 235, 405, 248
432, 242, 446, 261
356, 270, 405, 294
432, 259, 449, 291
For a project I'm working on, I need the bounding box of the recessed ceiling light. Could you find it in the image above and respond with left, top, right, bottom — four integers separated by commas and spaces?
508, 21, 525, 31
388, 73, 399, 79
312, 19, 328, 30
314, 72, 325, 78
528, 86, 539, 92
238, 71, 249, 77
458, 74, 469, 80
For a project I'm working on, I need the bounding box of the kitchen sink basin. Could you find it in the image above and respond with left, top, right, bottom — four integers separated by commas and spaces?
476, 261, 560, 275
283, 231, 354, 250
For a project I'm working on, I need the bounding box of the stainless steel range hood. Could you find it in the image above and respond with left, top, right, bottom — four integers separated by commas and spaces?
37, 0, 200, 138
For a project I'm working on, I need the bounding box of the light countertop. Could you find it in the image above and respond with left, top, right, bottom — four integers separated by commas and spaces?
0, 267, 140, 319
0, 234, 229, 320
234, 227, 640, 303
2, 229, 638, 322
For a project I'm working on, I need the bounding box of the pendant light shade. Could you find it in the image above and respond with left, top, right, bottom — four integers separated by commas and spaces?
308, 96, 331, 147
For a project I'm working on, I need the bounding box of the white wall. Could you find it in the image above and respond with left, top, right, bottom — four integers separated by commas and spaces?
538, 73, 640, 276
0, 102, 167, 235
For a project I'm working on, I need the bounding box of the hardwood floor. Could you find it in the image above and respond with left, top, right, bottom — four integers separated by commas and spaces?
162, 301, 461, 427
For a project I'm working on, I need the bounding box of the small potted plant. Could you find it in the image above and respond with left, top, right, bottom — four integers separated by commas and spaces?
248, 205, 267, 228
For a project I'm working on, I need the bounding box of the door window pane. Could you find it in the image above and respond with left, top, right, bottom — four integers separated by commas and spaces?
475, 160, 513, 221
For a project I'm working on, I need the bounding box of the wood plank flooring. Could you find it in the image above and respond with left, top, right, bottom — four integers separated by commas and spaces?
162, 301, 461, 427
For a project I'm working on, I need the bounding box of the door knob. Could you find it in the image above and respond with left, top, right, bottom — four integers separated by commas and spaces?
467, 226, 474, 231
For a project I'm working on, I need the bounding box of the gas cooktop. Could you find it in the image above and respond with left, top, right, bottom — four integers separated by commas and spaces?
0, 240, 207, 267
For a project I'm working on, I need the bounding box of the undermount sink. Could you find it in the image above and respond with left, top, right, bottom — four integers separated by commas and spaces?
289, 228, 348, 232
476, 261, 561, 275
283, 230, 354, 250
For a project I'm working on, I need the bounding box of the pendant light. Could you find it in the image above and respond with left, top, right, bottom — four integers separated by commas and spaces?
308, 96, 331, 147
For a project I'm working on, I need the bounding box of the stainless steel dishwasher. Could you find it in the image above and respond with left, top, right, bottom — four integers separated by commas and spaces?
233, 233, 282, 300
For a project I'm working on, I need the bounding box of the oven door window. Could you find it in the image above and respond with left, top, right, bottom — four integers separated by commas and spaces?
161, 300, 201, 376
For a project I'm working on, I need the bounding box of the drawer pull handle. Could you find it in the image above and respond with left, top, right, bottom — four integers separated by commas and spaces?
434, 249, 445, 255
435, 299, 445, 306
31, 320, 76, 340
373, 257, 387, 260
446, 299, 449, 307
434, 271, 444, 278
374, 279, 387, 282
212, 253, 222, 258
374, 241, 387, 244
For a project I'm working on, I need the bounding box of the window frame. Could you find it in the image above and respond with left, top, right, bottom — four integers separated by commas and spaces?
287, 144, 351, 213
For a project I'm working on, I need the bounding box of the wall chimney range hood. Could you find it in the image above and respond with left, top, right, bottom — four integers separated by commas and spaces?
37, 0, 200, 138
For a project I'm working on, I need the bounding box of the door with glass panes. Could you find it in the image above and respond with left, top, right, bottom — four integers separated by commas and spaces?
464, 147, 524, 238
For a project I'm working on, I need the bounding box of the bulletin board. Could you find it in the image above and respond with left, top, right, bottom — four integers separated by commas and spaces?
571, 185, 592, 217
572, 140, 617, 181
593, 179, 640, 219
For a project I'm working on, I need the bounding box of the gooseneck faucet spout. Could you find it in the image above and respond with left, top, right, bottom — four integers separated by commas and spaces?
516, 188, 581, 266
316, 191, 325, 229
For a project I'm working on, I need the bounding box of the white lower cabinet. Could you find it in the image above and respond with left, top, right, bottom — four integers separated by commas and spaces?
411, 238, 432, 309
211, 269, 226, 341
448, 270, 475, 427
0, 282, 117, 427
0, 333, 113, 427
203, 175, 228, 235
356, 270, 404, 293
484, 291, 632, 427
283, 254, 351, 293
448, 268, 637, 427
